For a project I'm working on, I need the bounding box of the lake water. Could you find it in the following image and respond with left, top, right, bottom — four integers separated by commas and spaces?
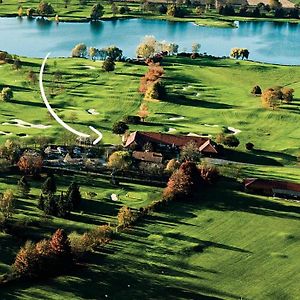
0, 17, 299, 65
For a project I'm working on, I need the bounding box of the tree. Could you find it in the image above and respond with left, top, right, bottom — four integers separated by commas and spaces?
18, 176, 30, 197
139, 62, 164, 94
26, 8, 35, 17
65, 182, 82, 210
13, 58, 22, 70
261, 88, 281, 109
224, 135, 240, 147
89, 47, 98, 61
37, 1, 54, 17
245, 142, 254, 150
57, 192, 71, 217
281, 87, 294, 103
180, 141, 201, 162
1, 87, 13, 102
163, 161, 203, 201
13, 241, 39, 278
138, 103, 149, 122
136, 35, 158, 58
0, 190, 15, 219
49, 229, 72, 265
112, 121, 129, 135
230, 48, 250, 60
167, 4, 185, 17
108, 151, 132, 170
43, 193, 57, 215
18, 6, 23, 17
71, 43, 87, 58
117, 206, 136, 227
145, 81, 166, 100
199, 162, 219, 184
111, 3, 118, 16
102, 57, 115, 72
192, 43, 201, 54
90, 3, 104, 21
165, 159, 180, 173
42, 175, 57, 195
105, 46, 123, 61
27, 70, 38, 85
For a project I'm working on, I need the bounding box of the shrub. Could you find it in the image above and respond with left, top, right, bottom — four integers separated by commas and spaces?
165, 159, 180, 173
139, 162, 165, 176
112, 121, 129, 135
13, 241, 39, 278
123, 115, 141, 124
1, 87, 13, 102
163, 161, 203, 201
102, 57, 115, 72
245, 142, 254, 150
49, 229, 72, 264
117, 206, 136, 228
180, 141, 201, 162
108, 151, 132, 171
0, 190, 15, 219
199, 162, 219, 184
251, 85, 262, 95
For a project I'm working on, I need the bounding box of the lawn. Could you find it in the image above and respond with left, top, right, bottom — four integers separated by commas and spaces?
1, 178, 300, 299
0, 54, 299, 299
0, 55, 299, 165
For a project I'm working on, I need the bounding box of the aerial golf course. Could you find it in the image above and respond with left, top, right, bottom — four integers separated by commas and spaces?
0, 0, 300, 296
0, 52, 299, 299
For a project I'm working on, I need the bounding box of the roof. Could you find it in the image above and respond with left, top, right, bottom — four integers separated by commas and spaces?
132, 151, 163, 163
244, 178, 300, 193
125, 131, 218, 154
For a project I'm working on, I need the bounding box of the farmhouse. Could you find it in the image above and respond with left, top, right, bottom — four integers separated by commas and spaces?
244, 178, 300, 200
125, 131, 218, 155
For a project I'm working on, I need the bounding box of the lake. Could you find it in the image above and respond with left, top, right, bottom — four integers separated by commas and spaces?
0, 17, 299, 65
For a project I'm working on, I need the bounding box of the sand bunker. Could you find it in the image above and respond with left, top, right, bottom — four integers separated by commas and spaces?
168, 116, 185, 121
167, 128, 176, 133
203, 124, 219, 127
83, 65, 96, 70
228, 127, 241, 135
2, 119, 52, 129
187, 132, 201, 137
87, 109, 100, 115
0, 131, 12, 136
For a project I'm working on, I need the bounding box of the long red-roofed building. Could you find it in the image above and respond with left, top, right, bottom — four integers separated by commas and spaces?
124, 131, 218, 155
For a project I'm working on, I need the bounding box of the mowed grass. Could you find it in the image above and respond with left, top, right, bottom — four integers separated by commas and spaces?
1, 179, 300, 299
0, 56, 299, 165
0, 172, 162, 277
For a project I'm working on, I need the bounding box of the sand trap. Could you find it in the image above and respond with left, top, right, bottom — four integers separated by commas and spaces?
111, 194, 118, 201
168, 116, 185, 121
203, 124, 219, 127
87, 109, 99, 115
2, 119, 52, 129
167, 128, 176, 133
83, 65, 96, 70
187, 132, 201, 137
196, 93, 201, 97
228, 127, 241, 135
0, 131, 12, 136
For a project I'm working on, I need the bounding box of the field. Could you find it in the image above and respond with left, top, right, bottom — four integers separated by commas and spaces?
0, 54, 300, 299
1, 175, 300, 299
0, 55, 299, 164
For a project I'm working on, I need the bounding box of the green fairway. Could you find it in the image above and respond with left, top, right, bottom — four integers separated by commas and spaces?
1, 178, 300, 299
0, 56, 299, 165
0, 54, 300, 299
